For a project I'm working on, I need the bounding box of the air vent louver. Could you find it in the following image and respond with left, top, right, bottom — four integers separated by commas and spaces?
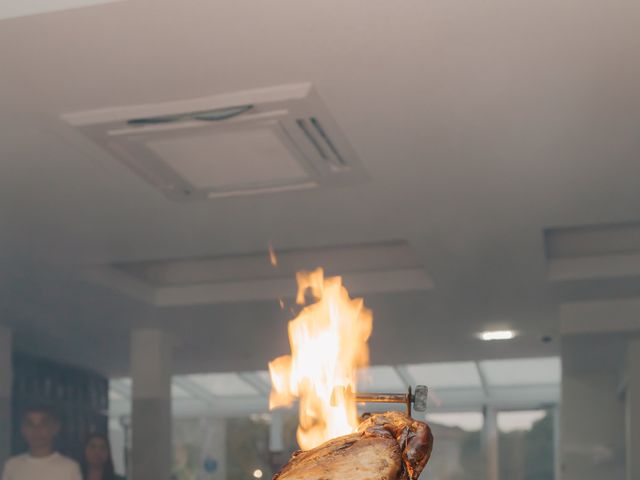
128, 105, 253, 125
296, 117, 348, 170
310, 117, 347, 167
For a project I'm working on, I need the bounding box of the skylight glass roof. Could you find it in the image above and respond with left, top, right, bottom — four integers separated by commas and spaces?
108, 357, 561, 417
479, 357, 561, 386
357, 366, 406, 391
187, 373, 259, 396
256, 371, 272, 387
171, 383, 192, 399
406, 361, 482, 389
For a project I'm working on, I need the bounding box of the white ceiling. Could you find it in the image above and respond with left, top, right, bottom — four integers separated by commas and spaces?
1, 0, 640, 376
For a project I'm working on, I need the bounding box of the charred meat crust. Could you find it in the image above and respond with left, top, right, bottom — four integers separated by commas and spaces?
358, 412, 433, 480
274, 412, 433, 480
274, 433, 402, 480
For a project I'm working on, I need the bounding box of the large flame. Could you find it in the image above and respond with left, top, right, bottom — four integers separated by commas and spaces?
268, 268, 373, 450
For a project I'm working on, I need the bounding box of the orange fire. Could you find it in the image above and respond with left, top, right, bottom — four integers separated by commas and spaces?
268, 268, 373, 450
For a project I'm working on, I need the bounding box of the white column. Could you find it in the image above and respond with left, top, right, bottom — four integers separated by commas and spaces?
626, 340, 640, 480
483, 406, 499, 480
131, 329, 173, 480
269, 411, 284, 453
0, 327, 12, 468
553, 406, 561, 480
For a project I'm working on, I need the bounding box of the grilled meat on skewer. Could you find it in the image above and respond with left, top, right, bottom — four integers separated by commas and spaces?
274, 412, 433, 480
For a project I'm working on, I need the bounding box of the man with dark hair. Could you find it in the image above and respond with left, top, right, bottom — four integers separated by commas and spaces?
2, 405, 81, 480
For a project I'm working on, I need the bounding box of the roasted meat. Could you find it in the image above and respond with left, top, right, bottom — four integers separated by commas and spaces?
274, 412, 433, 480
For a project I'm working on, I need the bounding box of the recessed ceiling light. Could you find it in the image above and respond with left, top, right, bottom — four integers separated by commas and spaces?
478, 330, 516, 341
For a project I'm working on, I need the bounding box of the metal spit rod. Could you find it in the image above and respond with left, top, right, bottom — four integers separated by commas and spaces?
355, 385, 428, 417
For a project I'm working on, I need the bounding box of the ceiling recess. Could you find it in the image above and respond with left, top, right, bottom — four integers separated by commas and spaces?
85, 241, 433, 306
63, 84, 366, 200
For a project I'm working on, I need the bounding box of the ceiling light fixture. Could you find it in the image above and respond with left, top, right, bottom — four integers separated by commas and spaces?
478, 330, 516, 341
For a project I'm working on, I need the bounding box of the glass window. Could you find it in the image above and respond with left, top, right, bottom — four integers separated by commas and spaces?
186, 373, 260, 396
226, 412, 300, 480
423, 411, 483, 480
498, 409, 555, 480
427, 412, 484, 431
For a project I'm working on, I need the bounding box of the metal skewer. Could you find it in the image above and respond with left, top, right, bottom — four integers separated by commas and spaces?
355, 385, 429, 417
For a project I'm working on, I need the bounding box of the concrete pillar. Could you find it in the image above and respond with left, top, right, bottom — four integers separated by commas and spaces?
269, 411, 284, 453
268, 412, 287, 473
626, 340, 640, 480
131, 329, 172, 480
483, 406, 499, 480
0, 327, 12, 468
553, 407, 561, 480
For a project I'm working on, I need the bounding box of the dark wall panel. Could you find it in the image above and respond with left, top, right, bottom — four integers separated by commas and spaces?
11, 353, 108, 462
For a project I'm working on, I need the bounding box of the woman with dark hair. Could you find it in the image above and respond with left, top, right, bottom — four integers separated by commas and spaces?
82, 433, 126, 480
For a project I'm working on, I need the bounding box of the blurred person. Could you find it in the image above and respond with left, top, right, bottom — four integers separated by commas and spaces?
2, 405, 81, 480
171, 444, 194, 480
81, 433, 125, 480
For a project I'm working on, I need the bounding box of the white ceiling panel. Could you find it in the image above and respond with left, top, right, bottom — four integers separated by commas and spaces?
148, 127, 307, 189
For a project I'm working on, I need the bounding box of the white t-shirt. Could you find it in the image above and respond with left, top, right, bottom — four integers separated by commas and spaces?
1, 452, 82, 480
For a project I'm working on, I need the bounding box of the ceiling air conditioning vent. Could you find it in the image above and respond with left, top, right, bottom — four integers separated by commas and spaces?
296, 117, 347, 170
62, 84, 366, 201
